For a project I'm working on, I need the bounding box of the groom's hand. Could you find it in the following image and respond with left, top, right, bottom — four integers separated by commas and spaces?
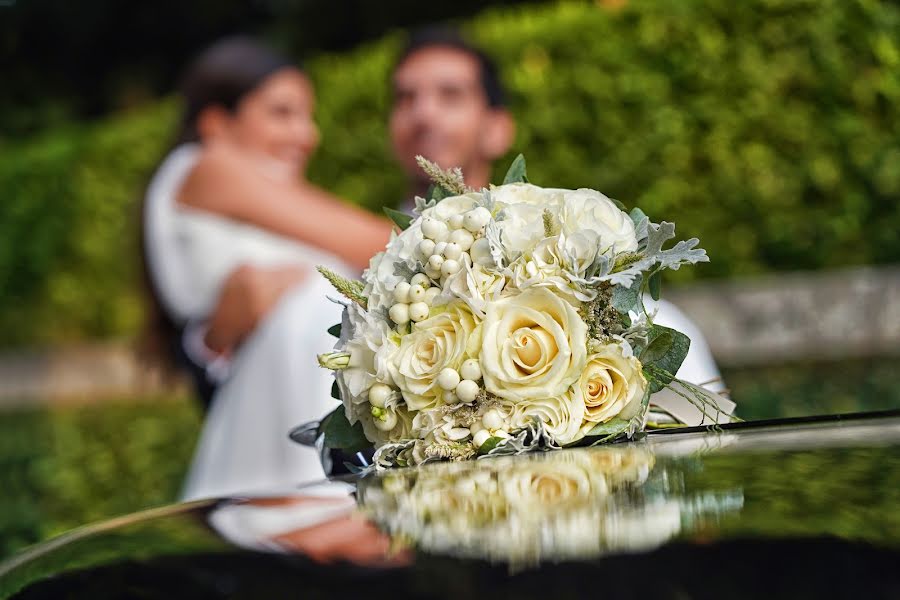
204, 264, 307, 355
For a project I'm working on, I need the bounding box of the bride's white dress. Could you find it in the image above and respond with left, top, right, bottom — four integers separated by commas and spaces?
145, 145, 350, 500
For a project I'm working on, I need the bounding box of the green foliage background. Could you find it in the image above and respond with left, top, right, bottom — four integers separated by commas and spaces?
1, 0, 898, 348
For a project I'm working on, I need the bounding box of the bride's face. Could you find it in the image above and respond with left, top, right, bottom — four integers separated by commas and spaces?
227, 68, 320, 177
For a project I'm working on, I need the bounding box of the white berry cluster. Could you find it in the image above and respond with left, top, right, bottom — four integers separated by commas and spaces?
387, 206, 492, 327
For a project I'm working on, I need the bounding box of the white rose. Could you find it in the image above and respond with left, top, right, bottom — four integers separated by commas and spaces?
498, 460, 596, 507
560, 188, 638, 254
334, 303, 394, 409
480, 287, 588, 402
503, 387, 585, 445
575, 343, 648, 429
443, 255, 508, 318
389, 301, 480, 410
509, 236, 579, 301
490, 182, 566, 207
419, 192, 482, 221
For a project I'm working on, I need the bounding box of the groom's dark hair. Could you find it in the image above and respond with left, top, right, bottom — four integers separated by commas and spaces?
393, 26, 507, 108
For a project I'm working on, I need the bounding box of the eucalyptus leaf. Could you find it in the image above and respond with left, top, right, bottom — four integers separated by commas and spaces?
320, 406, 370, 451
327, 323, 342, 338
612, 275, 642, 315
583, 417, 630, 441
641, 325, 691, 393
648, 271, 662, 301
502, 154, 528, 184
427, 184, 451, 202
478, 436, 506, 455
383, 207, 413, 230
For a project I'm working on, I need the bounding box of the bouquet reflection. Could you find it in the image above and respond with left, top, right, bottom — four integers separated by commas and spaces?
358, 445, 742, 568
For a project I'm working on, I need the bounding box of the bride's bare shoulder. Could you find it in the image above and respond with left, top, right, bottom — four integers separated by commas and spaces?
177, 142, 256, 214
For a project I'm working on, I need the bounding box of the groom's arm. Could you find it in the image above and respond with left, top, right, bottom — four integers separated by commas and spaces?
203, 264, 308, 354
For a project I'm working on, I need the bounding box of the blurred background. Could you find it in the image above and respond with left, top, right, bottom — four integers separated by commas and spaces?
1, 0, 898, 560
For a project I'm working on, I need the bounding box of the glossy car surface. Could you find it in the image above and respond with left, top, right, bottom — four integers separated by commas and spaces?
2, 411, 899, 599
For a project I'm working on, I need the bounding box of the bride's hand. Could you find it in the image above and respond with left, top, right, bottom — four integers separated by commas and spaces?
204, 264, 307, 354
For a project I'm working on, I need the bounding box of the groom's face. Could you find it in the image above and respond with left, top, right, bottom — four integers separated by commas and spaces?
390, 46, 494, 184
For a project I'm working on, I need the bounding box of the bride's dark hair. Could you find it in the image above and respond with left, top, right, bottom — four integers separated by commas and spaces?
138, 36, 296, 406
176, 35, 294, 143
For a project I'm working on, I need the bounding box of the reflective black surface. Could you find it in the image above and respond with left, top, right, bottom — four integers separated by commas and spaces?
2, 412, 899, 599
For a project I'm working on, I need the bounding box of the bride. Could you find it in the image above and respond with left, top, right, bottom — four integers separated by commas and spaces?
142, 37, 391, 500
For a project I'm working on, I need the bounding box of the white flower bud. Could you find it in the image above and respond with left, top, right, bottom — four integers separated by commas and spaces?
443, 242, 462, 261
440, 259, 460, 278
368, 383, 392, 408
437, 367, 461, 391
427, 254, 444, 271
421, 217, 443, 240
482, 408, 503, 430
463, 207, 491, 232
472, 429, 491, 449
443, 390, 461, 405
393, 281, 411, 303
449, 228, 475, 251
408, 284, 426, 302
409, 302, 429, 322
410, 273, 431, 288
433, 241, 447, 257
388, 303, 410, 325
425, 265, 442, 280
470, 421, 485, 434
423, 286, 440, 305
372, 407, 398, 431
448, 214, 465, 230
459, 359, 482, 381
317, 351, 351, 370
417, 239, 436, 260
455, 379, 480, 403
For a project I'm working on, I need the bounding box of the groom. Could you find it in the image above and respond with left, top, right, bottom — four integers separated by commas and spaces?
184, 28, 515, 408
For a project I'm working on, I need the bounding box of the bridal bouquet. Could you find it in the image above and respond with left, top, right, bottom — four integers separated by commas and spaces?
316, 155, 728, 467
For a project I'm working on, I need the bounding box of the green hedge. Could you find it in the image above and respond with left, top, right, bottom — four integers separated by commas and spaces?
2, 0, 899, 346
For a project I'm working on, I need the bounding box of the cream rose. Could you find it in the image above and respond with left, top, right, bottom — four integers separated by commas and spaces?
576, 343, 647, 428
480, 287, 588, 402
389, 301, 480, 410
560, 188, 638, 254
503, 388, 585, 445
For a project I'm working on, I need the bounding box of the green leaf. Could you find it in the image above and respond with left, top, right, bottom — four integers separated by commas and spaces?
583, 417, 630, 440
502, 154, 528, 184
383, 207, 413, 230
427, 184, 451, 202
648, 271, 662, 301
327, 323, 342, 338
612, 275, 642, 315
478, 436, 506, 454
331, 380, 340, 400
320, 406, 370, 452
610, 197, 627, 211
640, 325, 690, 393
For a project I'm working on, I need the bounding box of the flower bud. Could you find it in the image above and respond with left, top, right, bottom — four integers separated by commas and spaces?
440, 259, 461, 278
472, 429, 491, 449
427, 254, 445, 271
463, 207, 491, 232
317, 351, 351, 370
368, 382, 392, 408
393, 281, 411, 303
388, 303, 410, 325
449, 229, 475, 251
448, 214, 465, 230
460, 359, 482, 382
455, 379, 480, 403
443, 242, 463, 261
437, 367, 461, 391
417, 239, 436, 260
482, 408, 503, 430
409, 302, 430, 322
410, 273, 431, 288
408, 284, 426, 302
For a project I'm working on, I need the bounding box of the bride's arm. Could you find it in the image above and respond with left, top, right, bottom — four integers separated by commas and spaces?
178, 142, 393, 271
